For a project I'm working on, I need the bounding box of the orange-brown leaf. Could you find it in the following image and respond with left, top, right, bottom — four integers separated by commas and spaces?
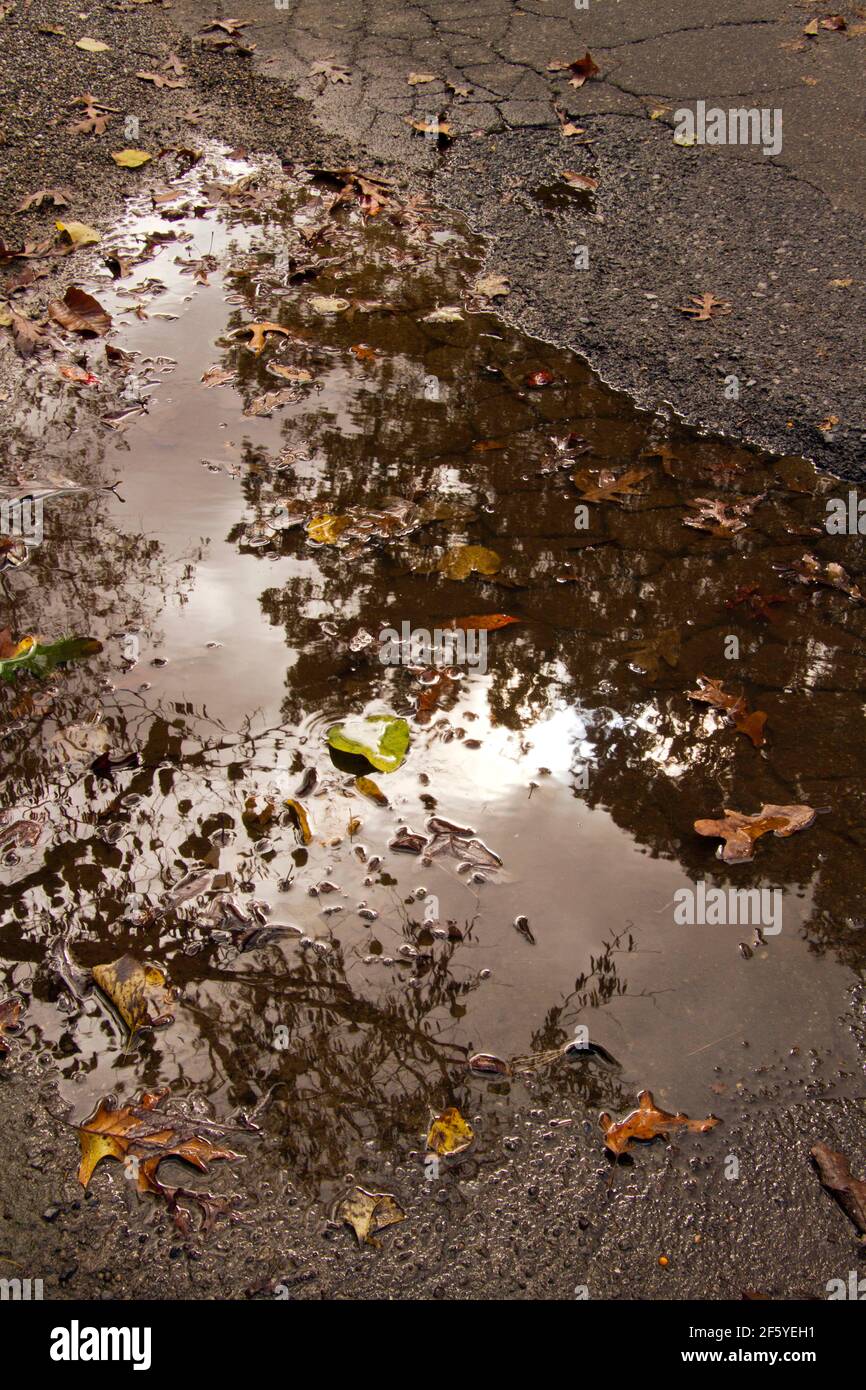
694, 803, 816, 864
600, 1089, 719, 1156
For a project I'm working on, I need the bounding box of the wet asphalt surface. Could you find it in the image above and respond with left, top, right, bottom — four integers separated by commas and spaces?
1, 0, 865, 1302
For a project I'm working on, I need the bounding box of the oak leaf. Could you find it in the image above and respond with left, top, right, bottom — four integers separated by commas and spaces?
573, 466, 649, 503
694, 803, 816, 864
687, 674, 767, 747
600, 1089, 719, 1155
679, 293, 731, 320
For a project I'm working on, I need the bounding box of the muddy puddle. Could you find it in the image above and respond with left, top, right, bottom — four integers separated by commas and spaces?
1, 146, 865, 1210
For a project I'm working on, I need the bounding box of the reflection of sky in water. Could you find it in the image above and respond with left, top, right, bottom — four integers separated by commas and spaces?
2, 146, 864, 1190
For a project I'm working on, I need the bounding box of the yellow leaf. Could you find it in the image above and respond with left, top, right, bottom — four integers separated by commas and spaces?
426, 1106, 474, 1156
355, 775, 388, 806
56, 220, 101, 246
438, 544, 501, 580
111, 149, 153, 168
307, 514, 350, 544
92, 953, 175, 1035
76, 37, 110, 51
284, 798, 312, 845
336, 1187, 404, 1245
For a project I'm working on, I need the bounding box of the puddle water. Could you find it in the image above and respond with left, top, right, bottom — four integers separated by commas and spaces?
2, 146, 864, 1202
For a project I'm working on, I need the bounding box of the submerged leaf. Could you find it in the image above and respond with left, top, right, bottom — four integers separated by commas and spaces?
687, 675, 767, 748
426, 1106, 474, 1156
438, 544, 501, 580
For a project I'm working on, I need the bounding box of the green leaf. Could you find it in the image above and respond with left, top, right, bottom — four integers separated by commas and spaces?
0, 634, 102, 683
327, 714, 410, 774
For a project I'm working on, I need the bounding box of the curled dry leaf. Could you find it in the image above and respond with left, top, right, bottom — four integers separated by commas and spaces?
561, 170, 598, 191
60, 363, 100, 385
600, 1090, 719, 1156
136, 71, 188, 89
426, 1106, 474, 1156
811, 1142, 866, 1235
405, 117, 453, 139
548, 52, 600, 87
336, 1187, 404, 1245
789, 552, 862, 601
687, 674, 768, 747
49, 286, 112, 336
694, 803, 816, 864
16, 187, 71, 212
92, 953, 175, 1036
684, 495, 763, 535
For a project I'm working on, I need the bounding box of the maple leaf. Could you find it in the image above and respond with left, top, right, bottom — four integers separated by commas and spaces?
687, 674, 767, 747
725, 584, 788, 623
694, 803, 816, 864
678, 292, 731, 320
600, 1090, 719, 1156
0, 997, 22, 1056
573, 466, 650, 504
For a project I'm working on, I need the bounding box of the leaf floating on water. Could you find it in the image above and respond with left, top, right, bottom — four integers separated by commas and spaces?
308, 294, 349, 314
234, 320, 290, 355
327, 714, 410, 773
572, 467, 649, 504
687, 675, 767, 748
0, 634, 102, 683
423, 305, 463, 323
468, 1052, 511, 1077
336, 1187, 404, 1245
683, 495, 763, 536
438, 544, 501, 580
49, 286, 112, 336
600, 1090, 720, 1156
694, 803, 816, 864
787, 552, 862, 602
0, 997, 22, 1057
811, 1142, 866, 1236
284, 798, 312, 845
92, 953, 175, 1036
306, 513, 350, 544
355, 775, 388, 806
201, 366, 235, 388
426, 1106, 474, 1156
450, 613, 518, 631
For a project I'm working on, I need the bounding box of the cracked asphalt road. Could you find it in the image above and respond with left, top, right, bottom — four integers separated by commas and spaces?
160, 0, 864, 478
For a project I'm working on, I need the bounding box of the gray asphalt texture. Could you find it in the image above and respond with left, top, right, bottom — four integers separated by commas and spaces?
1, 0, 866, 1303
